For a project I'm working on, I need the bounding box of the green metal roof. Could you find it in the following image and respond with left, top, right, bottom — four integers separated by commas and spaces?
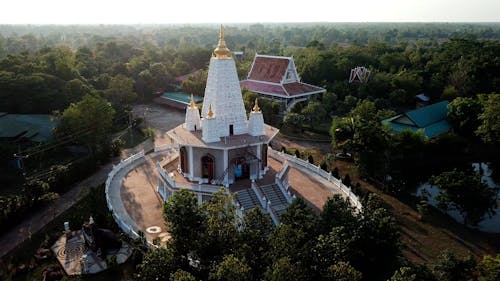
0, 114, 58, 142
382, 101, 452, 138
405, 100, 449, 128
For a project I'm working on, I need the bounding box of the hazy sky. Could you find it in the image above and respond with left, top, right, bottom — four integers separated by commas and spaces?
1, 0, 499, 24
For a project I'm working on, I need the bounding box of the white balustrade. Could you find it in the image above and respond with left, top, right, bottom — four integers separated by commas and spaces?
268, 148, 362, 212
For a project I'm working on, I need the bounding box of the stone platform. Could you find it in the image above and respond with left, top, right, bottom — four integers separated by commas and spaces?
51, 230, 131, 275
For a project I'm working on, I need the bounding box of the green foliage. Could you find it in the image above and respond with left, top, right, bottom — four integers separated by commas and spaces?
325, 262, 362, 281
430, 169, 497, 226
237, 208, 274, 280
171, 269, 197, 281
476, 93, 500, 144
389, 267, 417, 281
265, 257, 307, 281
320, 195, 357, 233
136, 247, 178, 281
448, 96, 483, 136
55, 94, 115, 156
163, 189, 206, 260
283, 112, 305, 132
477, 254, 500, 281
210, 255, 251, 281
431, 251, 477, 281
105, 74, 137, 108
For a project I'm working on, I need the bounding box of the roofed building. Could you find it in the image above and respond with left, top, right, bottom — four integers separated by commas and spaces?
240, 54, 326, 112
0, 113, 58, 143
382, 101, 452, 138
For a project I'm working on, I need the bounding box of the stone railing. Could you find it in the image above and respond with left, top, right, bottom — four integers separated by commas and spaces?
251, 181, 267, 209
275, 161, 293, 204
268, 148, 362, 211
105, 150, 157, 247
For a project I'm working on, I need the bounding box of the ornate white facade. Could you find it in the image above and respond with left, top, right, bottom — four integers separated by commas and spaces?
201, 56, 248, 139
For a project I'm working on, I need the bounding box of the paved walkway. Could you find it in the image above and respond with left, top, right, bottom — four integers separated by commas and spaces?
0, 160, 117, 258
107, 151, 169, 244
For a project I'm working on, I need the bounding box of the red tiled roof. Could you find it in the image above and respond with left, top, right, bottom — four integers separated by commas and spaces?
283, 82, 325, 95
240, 80, 287, 96
240, 80, 325, 97
248, 56, 290, 83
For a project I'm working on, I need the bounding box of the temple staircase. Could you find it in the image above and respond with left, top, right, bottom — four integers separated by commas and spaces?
234, 183, 290, 224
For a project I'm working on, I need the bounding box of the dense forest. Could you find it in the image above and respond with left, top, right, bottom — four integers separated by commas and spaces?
0, 23, 499, 280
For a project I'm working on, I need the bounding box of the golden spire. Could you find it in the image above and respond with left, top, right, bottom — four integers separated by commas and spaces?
207, 103, 215, 119
214, 24, 231, 59
189, 94, 196, 109
252, 98, 261, 112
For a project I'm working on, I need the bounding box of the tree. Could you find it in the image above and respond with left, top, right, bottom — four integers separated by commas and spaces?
170, 269, 197, 281
389, 267, 417, 281
237, 208, 274, 280
430, 169, 497, 226
432, 250, 477, 281
265, 257, 307, 281
105, 74, 137, 108
325, 262, 362, 281
198, 188, 239, 266
301, 101, 327, 126
283, 112, 305, 132
55, 94, 115, 156
163, 189, 206, 262
353, 194, 401, 279
476, 94, 500, 144
320, 195, 357, 234
210, 255, 251, 281
136, 247, 178, 281
477, 254, 500, 281
448, 97, 483, 137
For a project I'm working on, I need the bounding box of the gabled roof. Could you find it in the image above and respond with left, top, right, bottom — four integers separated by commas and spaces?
241, 54, 325, 98
382, 101, 451, 138
405, 100, 449, 128
248, 55, 291, 83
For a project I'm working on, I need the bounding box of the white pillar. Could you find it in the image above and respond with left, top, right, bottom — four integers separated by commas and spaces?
188, 146, 194, 180
223, 149, 229, 186
256, 144, 262, 178
198, 193, 203, 204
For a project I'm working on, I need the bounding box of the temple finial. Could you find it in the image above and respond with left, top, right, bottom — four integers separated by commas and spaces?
207, 103, 215, 119
252, 98, 261, 112
189, 94, 196, 109
214, 24, 231, 59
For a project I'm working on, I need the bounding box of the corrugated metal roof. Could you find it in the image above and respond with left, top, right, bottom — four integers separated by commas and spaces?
405, 100, 449, 128
382, 101, 452, 138
0, 114, 58, 142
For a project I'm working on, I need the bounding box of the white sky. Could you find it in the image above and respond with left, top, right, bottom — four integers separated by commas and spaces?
1, 0, 499, 24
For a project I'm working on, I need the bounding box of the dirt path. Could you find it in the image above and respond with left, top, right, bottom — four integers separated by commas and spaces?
0, 160, 118, 258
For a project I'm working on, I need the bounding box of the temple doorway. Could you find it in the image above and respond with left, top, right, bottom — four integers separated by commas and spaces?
233, 157, 250, 180
201, 154, 215, 181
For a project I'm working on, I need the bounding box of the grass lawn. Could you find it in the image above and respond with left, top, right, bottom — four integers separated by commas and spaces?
1, 185, 137, 281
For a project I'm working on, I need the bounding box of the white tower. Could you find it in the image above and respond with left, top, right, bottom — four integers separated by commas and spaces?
202, 104, 219, 143
248, 98, 265, 136
184, 94, 201, 131
201, 25, 248, 139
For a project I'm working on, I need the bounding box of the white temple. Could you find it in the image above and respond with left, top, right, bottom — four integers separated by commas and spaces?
164, 25, 278, 187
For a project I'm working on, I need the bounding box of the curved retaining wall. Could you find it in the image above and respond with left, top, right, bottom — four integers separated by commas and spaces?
105, 145, 174, 245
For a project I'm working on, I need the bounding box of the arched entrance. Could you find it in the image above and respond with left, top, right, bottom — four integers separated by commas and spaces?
201, 154, 215, 181
180, 147, 188, 173
233, 157, 250, 180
